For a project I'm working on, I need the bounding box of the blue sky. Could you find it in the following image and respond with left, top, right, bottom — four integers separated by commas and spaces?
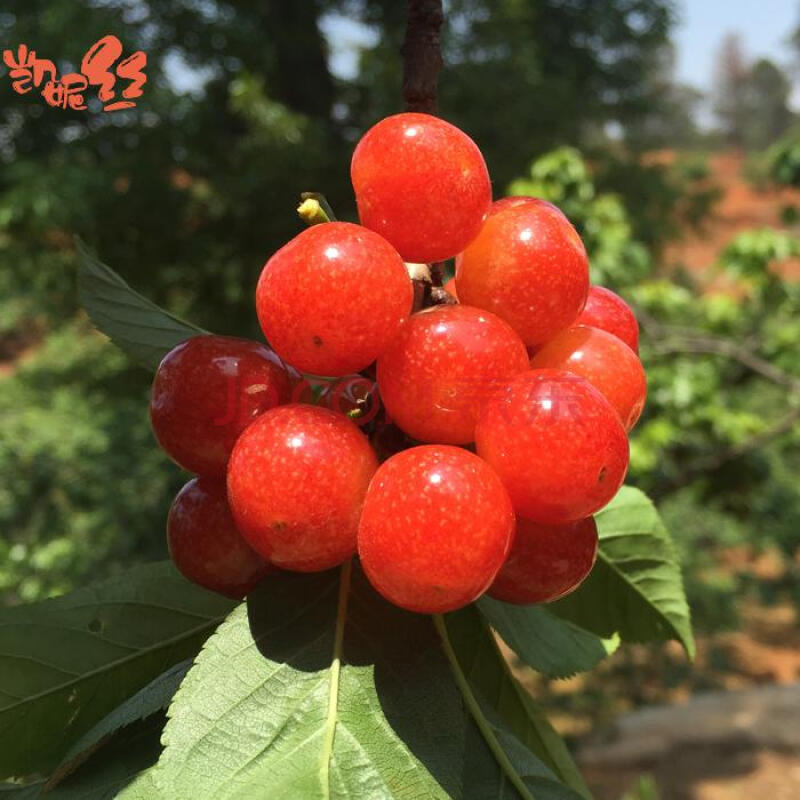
674, 0, 798, 95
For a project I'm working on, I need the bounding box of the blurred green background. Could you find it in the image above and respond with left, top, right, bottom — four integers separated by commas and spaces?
1, 1, 799, 795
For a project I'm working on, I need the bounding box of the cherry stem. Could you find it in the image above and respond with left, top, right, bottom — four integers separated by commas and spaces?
402, 1, 448, 307
429, 261, 444, 287
429, 285, 456, 305
298, 192, 337, 226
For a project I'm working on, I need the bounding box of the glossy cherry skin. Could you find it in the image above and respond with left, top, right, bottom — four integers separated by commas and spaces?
227, 404, 378, 572
488, 516, 598, 604
167, 477, 272, 599
377, 305, 529, 444
489, 196, 537, 214
351, 113, 492, 263
358, 445, 515, 614
257, 222, 412, 376
529, 325, 646, 431
150, 335, 291, 478
575, 286, 639, 353
455, 197, 589, 347
475, 369, 629, 524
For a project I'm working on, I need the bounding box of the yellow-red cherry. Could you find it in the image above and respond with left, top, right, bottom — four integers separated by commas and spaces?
475, 369, 629, 524
227, 404, 378, 572
529, 325, 646, 431
256, 222, 412, 376
351, 113, 492, 263
358, 445, 515, 614
575, 286, 639, 353
377, 305, 529, 444
455, 197, 589, 347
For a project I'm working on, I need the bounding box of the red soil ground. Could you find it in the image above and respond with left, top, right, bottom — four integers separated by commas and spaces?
660, 150, 800, 279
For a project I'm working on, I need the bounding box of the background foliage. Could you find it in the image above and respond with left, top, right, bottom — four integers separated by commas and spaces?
0, 227, 693, 795
0, 0, 687, 602
1, 0, 799, 786
509, 148, 800, 636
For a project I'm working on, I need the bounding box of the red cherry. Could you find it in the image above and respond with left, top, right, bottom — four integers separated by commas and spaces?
575, 286, 639, 353
489, 196, 537, 214
257, 222, 412, 376
150, 335, 291, 478
488, 516, 598, 604
377, 305, 529, 444
529, 325, 647, 431
351, 113, 492, 262
475, 369, 629, 524
358, 445, 515, 614
455, 197, 589, 347
227, 404, 378, 572
167, 477, 272, 599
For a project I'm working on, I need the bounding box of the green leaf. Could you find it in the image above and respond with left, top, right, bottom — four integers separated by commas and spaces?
47, 659, 191, 789
47, 716, 164, 799
153, 565, 460, 799
76, 239, 205, 369
115, 769, 162, 800
551, 487, 695, 658
148, 564, 581, 799
0, 718, 163, 799
459, 704, 583, 800
0, 561, 234, 779
443, 607, 590, 800
0, 783, 43, 798
477, 598, 619, 679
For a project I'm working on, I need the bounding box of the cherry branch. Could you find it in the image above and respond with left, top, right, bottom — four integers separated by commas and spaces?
692, 406, 800, 472
402, 0, 446, 295
649, 336, 800, 393
639, 310, 800, 393
402, 0, 444, 114
664, 405, 800, 493
638, 312, 800, 489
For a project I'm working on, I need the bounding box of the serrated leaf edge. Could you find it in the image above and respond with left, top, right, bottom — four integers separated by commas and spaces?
75, 238, 206, 368
477, 599, 620, 681
595, 489, 695, 658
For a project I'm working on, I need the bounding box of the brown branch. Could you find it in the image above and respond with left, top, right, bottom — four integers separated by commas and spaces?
402, 0, 444, 114
666, 406, 800, 492
429, 261, 445, 288
638, 310, 800, 492
696, 406, 800, 471
639, 309, 800, 392
402, 1, 445, 305
649, 337, 800, 393
429, 285, 457, 305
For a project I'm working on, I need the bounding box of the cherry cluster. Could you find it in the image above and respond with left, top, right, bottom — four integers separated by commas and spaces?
150, 113, 646, 613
